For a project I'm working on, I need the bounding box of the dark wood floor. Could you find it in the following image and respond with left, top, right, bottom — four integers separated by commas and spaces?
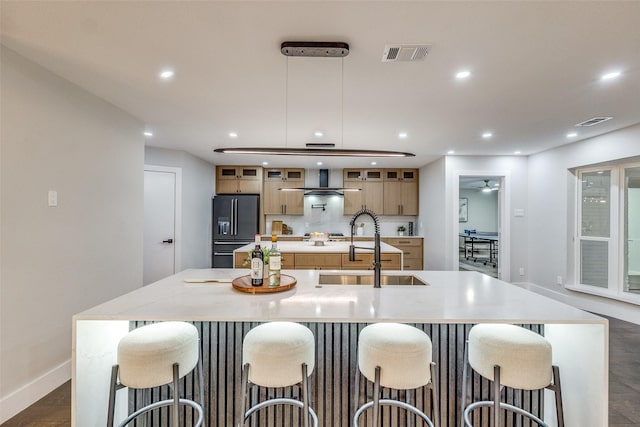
2, 315, 638, 426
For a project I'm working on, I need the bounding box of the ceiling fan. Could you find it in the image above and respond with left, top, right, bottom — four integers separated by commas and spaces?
480, 179, 499, 193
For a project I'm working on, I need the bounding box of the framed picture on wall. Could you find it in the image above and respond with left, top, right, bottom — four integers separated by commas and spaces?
459, 198, 468, 222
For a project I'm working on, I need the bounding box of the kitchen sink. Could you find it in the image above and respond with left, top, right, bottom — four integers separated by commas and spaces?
318, 273, 428, 286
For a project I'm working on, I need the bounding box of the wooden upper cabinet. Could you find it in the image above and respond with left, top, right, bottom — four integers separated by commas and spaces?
384, 169, 418, 182
264, 168, 304, 182
343, 180, 383, 215
383, 180, 418, 215
343, 169, 384, 182
216, 166, 262, 194
263, 168, 304, 215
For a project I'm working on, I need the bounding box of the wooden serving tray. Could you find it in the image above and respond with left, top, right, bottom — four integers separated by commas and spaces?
232, 274, 297, 294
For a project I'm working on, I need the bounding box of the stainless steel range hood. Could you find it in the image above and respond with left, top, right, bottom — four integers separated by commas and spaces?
304, 169, 349, 196
281, 169, 359, 196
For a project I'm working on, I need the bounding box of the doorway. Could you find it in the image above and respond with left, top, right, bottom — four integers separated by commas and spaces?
458, 177, 500, 278
452, 171, 510, 281
144, 165, 182, 285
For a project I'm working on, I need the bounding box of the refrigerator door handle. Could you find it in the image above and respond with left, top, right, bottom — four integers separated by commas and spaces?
233, 198, 239, 235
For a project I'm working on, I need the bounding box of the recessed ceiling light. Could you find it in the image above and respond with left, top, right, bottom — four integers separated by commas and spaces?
398, 132, 408, 139
566, 132, 578, 138
159, 69, 175, 80
456, 70, 471, 79
371, 161, 377, 166
314, 131, 323, 137
514, 151, 521, 155
143, 131, 153, 137
262, 161, 269, 165
447, 150, 455, 155
316, 161, 323, 166
601, 71, 621, 81
228, 132, 238, 138
482, 132, 493, 139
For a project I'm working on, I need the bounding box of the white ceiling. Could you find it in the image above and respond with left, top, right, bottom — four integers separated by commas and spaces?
2, 1, 639, 169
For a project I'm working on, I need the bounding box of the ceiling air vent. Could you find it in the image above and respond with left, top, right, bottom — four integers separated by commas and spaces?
575, 117, 613, 127
382, 44, 431, 62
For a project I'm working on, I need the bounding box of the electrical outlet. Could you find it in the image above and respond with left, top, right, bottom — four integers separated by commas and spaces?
557, 275, 563, 285
519, 267, 525, 276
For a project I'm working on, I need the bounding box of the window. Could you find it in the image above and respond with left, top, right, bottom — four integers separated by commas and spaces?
575, 162, 640, 303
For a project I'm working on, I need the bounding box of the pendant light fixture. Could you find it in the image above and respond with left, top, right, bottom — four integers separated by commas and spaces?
214, 41, 416, 158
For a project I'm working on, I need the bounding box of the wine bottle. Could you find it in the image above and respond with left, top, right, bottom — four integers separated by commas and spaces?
250, 234, 264, 286
268, 235, 281, 287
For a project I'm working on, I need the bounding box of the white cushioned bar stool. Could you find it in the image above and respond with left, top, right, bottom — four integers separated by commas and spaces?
107, 321, 204, 427
239, 321, 318, 427
353, 323, 439, 427
461, 324, 564, 427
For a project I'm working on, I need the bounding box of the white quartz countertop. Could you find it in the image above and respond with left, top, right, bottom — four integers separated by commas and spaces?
234, 241, 403, 254
74, 269, 604, 325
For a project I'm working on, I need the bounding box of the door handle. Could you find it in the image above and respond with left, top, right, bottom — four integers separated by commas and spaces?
162, 238, 174, 244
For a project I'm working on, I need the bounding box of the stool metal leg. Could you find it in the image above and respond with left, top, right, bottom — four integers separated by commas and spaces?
492, 366, 501, 427
239, 363, 249, 427
430, 363, 440, 427
302, 363, 310, 427
172, 363, 180, 427
354, 364, 360, 422
548, 365, 565, 427
373, 366, 381, 427
460, 342, 469, 427
107, 365, 119, 427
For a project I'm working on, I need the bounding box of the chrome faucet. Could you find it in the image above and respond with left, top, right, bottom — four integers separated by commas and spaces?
349, 208, 381, 288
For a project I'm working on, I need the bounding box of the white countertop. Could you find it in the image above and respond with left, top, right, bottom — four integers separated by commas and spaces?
234, 241, 403, 254
74, 269, 604, 325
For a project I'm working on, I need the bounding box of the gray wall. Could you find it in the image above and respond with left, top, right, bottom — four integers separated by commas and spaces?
419, 157, 447, 269
145, 147, 215, 268
459, 188, 498, 233
0, 47, 144, 420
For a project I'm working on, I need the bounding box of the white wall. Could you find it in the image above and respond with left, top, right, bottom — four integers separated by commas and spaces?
0, 47, 144, 421
144, 147, 215, 268
527, 123, 640, 323
419, 158, 447, 269
459, 188, 498, 233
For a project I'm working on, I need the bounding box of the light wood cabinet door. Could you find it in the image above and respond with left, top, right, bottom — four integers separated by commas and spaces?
294, 253, 341, 269
216, 166, 262, 194
381, 253, 402, 270
343, 181, 363, 215
341, 253, 373, 270
263, 168, 304, 214
362, 181, 384, 213
383, 181, 418, 215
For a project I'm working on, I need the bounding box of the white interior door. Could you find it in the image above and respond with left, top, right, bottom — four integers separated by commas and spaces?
144, 166, 181, 285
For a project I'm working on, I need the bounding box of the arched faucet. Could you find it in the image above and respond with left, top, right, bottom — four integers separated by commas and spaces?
349, 208, 381, 288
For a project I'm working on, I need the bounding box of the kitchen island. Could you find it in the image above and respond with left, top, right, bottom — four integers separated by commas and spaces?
73, 270, 607, 427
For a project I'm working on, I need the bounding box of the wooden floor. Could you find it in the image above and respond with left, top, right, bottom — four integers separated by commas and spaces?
1, 315, 638, 426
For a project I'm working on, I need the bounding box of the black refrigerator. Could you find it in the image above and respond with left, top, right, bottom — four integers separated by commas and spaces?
212, 194, 260, 268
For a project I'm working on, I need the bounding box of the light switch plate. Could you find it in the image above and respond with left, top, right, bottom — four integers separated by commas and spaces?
48, 190, 57, 207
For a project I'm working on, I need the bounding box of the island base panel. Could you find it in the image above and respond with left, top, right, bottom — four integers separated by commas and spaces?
124, 321, 544, 427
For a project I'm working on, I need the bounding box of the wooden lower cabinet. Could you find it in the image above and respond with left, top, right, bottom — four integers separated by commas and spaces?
382, 237, 423, 270
234, 251, 401, 270
294, 253, 341, 270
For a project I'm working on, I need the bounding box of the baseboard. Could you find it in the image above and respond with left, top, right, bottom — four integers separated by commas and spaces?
0, 359, 71, 423
512, 281, 640, 326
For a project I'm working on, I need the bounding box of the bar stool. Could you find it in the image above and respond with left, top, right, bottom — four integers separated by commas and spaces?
107, 321, 204, 427
239, 321, 318, 427
353, 322, 439, 427
461, 323, 564, 427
